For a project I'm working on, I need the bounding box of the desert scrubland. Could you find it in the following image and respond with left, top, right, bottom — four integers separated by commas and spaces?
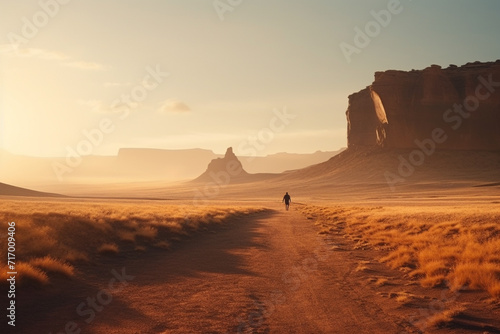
0, 198, 267, 287
303, 204, 500, 298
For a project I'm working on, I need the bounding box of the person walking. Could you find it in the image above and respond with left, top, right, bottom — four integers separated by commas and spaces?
282, 192, 291, 211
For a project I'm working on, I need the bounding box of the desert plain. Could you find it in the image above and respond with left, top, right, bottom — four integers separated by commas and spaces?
1, 147, 499, 334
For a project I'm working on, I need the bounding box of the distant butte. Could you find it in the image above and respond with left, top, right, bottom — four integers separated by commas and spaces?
193, 147, 250, 183
346, 60, 500, 151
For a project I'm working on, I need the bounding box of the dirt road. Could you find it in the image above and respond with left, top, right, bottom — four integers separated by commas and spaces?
14, 204, 412, 334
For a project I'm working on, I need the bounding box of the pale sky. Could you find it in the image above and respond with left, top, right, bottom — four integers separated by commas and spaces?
1, 0, 499, 157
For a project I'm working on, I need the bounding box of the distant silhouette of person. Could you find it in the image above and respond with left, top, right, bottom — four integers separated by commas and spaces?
282, 192, 291, 211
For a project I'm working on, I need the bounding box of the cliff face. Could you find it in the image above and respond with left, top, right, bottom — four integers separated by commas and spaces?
346, 60, 500, 150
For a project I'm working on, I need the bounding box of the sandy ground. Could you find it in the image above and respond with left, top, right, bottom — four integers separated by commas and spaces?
5, 201, 500, 334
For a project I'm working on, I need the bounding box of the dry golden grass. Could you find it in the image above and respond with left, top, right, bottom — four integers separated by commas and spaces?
97, 243, 119, 255
300, 204, 500, 299
394, 293, 411, 303
355, 260, 370, 272
30, 256, 75, 278
425, 305, 466, 328
12, 263, 49, 286
153, 241, 171, 249
0, 199, 266, 286
374, 277, 389, 287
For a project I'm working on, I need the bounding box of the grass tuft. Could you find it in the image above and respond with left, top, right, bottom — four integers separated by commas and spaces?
98, 243, 119, 255
30, 256, 75, 278
425, 306, 466, 329
153, 241, 171, 249
16, 263, 49, 285
374, 278, 389, 286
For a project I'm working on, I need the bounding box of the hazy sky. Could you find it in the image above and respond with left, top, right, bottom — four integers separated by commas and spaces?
1, 0, 499, 157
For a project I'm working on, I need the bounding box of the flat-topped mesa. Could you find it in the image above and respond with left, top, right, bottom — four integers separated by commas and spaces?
346, 60, 500, 150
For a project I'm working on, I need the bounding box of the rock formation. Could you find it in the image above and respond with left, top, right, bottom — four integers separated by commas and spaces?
346, 60, 500, 150
194, 147, 249, 183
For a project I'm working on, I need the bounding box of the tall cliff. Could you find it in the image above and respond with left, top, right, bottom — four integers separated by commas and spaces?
346, 60, 500, 150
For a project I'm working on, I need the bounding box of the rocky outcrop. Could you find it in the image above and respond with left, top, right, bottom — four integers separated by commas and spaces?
194, 147, 249, 183
346, 60, 500, 150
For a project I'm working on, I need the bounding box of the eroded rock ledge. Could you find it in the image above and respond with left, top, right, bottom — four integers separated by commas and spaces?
346, 60, 500, 150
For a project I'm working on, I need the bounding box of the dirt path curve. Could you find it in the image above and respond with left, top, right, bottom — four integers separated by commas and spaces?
16, 204, 410, 334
